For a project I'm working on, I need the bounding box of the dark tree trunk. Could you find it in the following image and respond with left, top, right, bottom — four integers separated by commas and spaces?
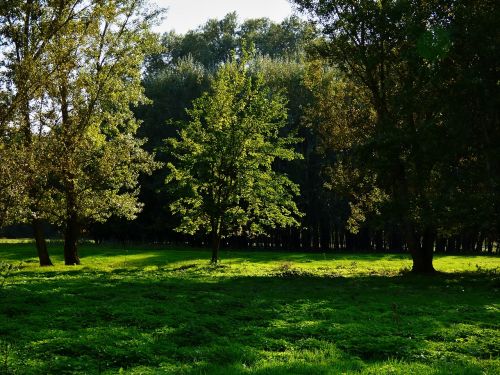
405, 224, 435, 274
312, 223, 320, 250
210, 221, 221, 264
33, 219, 52, 266
333, 228, 340, 251
281, 229, 290, 250
435, 237, 446, 253
475, 234, 484, 253
487, 239, 493, 254
356, 227, 371, 251
64, 214, 80, 265
421, 228, 435, 266
291, 227, 301, 250
447, 236, 457, 253
461, 233, 473, 253
211, 231, 220, 264
345, 232, 355, 251
374, 231, 384, 252
320, 220, 330, 250
60, 78, 80, 266
389, 228, 404, 253
301, 228, 311, 250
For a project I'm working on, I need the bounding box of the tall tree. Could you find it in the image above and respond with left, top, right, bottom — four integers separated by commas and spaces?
48, 0, 162, 265
1, 0, 162, 265
166, 49, 303, 263
0, 0, 89, 265
293, 0, 465, 272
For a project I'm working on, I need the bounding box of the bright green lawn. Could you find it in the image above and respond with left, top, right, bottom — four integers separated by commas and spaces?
0, 241, 499, 374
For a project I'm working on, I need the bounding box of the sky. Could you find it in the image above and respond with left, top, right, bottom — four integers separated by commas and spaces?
152, 0, 297, 34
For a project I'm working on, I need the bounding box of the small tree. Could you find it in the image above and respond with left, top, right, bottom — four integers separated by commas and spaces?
166, 50, 303, 263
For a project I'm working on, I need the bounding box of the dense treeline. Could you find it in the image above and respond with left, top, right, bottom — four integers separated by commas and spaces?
112, 10, 500, 260
1, 2, 498, 272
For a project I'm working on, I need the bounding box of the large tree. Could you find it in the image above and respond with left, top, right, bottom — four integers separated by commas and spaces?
1, 0, 162, 265
293, 0, 466, 272
48, 0, 162, 265
294, 0, 499, 269
0, 0, 89, 265
166, 49, 303, 263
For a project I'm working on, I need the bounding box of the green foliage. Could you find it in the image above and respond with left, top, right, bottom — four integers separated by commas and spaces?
292, 0, 499, 269
148, 13, 316, 73
166, 49, 303, 241
303, 60, 384, 233
0, 143, 30, 226
42, 0, 163, 226
0, 241, 498, 374
0, 1, 163, 236
0, 0, 72, 227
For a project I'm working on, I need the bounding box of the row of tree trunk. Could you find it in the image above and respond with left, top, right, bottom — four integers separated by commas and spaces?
223, 227, 498, 255
32, 218, 80, 267
33, 219, 497, 271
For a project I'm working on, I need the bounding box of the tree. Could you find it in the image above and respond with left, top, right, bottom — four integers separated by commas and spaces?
1, 0, 162, 265
293, 0, 467, 272
302, 59, 382, 249
166, 49, 303, 263
0, 0, 89, 265
149, 13, 317, 74
48, 0, 162, 265
294, 0, 500, 268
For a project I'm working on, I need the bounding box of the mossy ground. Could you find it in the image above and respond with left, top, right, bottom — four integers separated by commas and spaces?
0, 241, 499, 374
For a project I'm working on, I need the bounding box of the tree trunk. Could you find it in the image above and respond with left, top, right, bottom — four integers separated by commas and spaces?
474, 234, 484, 253
435, 237, 446, 253
405, 224, 435, 274
64, 214, 80, 265
33, 219, 52, 266
345, 232, 355, 251
61, 78, 80, 266
301, 228, 311, 250
211, 228, 221, 264
374, 231, 384, 252
390, 229, 404, 253
447, 236, 457, 253
487, 239, 493, 254
320, 219, 330, 250
312, 223, 320, 250
333, 228, 340, 251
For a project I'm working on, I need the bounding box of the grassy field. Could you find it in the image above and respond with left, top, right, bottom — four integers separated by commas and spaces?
0, 241, 499, 374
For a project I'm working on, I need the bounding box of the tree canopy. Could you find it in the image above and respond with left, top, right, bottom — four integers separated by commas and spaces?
0, 0, 162, 265
166, 49, 303, 262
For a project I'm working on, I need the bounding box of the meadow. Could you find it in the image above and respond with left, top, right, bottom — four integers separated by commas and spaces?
0, 241, 499, 374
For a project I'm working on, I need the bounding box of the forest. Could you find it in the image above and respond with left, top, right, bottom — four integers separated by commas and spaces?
0, 1, 498, 373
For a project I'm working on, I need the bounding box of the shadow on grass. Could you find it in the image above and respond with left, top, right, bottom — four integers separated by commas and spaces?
1, 264, 499, 374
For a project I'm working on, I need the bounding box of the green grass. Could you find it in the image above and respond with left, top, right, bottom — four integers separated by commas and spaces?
0, 240, 499, 374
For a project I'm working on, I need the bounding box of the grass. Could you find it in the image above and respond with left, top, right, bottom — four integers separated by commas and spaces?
0, 240, 499, 374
